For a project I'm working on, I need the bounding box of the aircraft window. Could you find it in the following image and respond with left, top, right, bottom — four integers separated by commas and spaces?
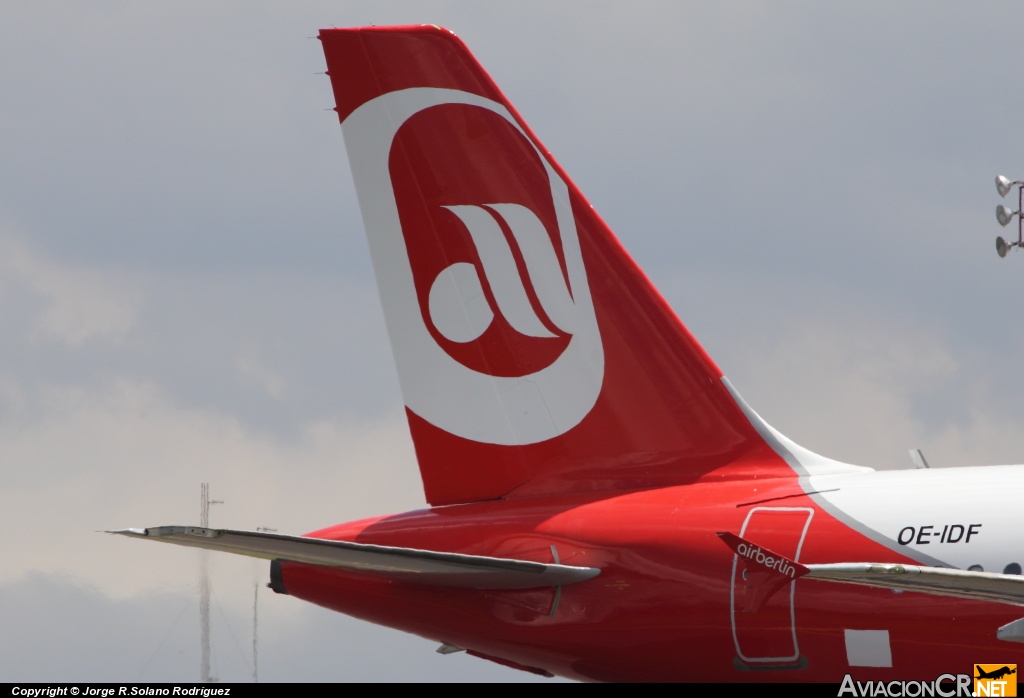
968, 564, 984, 572
1003, 562, 1022, 575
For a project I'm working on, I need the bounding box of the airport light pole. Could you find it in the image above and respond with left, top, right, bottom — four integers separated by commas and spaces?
995, 174, 1024, 257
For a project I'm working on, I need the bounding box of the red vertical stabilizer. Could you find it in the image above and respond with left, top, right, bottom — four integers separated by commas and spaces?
320, 26, 789, 505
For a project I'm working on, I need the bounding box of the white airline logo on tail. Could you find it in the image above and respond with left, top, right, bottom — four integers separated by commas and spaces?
341, 88, 603, 446
432, 203, 576, 342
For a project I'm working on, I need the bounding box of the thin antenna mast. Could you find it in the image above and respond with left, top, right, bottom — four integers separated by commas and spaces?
251, 527, 274, 683
199, 483, 223, 683
252, 583, 259, 683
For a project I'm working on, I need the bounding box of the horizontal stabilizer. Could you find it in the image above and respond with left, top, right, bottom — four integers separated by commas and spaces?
805, 563, 1024, 607
109, 526, 600, 590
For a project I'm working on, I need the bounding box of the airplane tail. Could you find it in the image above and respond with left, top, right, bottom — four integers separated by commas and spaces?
320, 26, 859, 506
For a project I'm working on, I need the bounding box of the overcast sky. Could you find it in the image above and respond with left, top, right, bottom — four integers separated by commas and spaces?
3, 1, 1024, 683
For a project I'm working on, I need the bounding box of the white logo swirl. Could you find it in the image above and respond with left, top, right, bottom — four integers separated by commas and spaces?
429, 204, 576, 343
341, 88, 604, 445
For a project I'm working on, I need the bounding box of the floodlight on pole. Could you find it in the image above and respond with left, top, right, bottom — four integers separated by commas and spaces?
997, 174, 1022, 198
997, 204, 1018, 227
993, 174, 1024, 258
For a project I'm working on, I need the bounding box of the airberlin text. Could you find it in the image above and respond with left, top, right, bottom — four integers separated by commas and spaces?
897, 524, 982, 546
839, 674, 972, 697
734, 541, 797, 578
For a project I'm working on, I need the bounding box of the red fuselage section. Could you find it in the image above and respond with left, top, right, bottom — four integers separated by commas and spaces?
280, 475, 1017, 682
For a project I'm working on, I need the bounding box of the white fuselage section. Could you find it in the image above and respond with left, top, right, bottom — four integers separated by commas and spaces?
808, 465, 1024, 573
